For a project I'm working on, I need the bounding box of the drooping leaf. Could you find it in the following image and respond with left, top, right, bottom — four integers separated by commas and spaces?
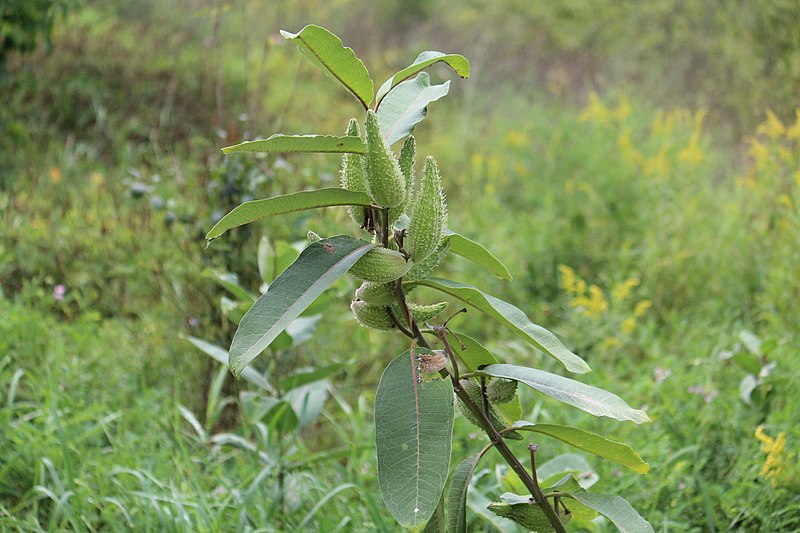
442, 230, 512, 280
376, 349, 454, 532
283, 380, 329, 428
511, 422, 649, 473
377, 72, 450, 145
477, 364, 650, 424
281, 25, 374, 108
222, 134, 366, 155
411, 278, 590, 373
376, 51, 470, 107
447, 454, 482, 533
206, 188, 373, 242
550, 476, 654, 533
185, 336, 273, 393
209, 271, 257, 303
228, 236, 375, 377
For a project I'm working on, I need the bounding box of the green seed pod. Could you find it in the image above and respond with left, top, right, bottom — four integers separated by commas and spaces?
355, 282, 396, 306
487, 501, 571, 530
340, 118, 368, 227
364, 110, 406, 208
405, 240, 450, 281
350, 300, 394, 331
349, 247, 412, 283
388, 135, 416, 225
456, 380, 521, 439
407, 301, 448, 324
486, 378, 518, 404
406, 156, 447, 262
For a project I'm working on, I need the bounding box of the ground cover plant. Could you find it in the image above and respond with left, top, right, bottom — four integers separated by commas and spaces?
207, 24, 654, 532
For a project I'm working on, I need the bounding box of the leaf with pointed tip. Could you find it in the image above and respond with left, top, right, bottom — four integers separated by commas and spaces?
550, 477, 654, 533
185, 336, 273, 393
443, 230, 512, 280
376, 349, 454, 532
377, 72, 450, 145
228, 236, 374, 377
447, 454, 483, 533
206, 188, 373, 242
478, 364, 651, 424
376, 51, 470, 106
411, 278, 590, 373
222, 134, 365, 155
511, 422, 649, 473
281, 24, 373, 108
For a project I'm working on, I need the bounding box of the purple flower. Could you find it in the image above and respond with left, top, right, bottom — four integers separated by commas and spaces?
54, 285, 66, 302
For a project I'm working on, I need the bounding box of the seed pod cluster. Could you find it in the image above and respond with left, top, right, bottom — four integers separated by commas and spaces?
406, 156, 447, 262
350, 300, 395, 331
456, 380, 521, 439
349, 247, 412, 283
364, 111, 406, 209
340, 119, 368, 227
388, 136, 416, 226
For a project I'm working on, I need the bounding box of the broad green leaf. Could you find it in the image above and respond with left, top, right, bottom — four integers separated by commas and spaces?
206, 188, 373, 242
257, 235, 274, 284
377, 72, 450, 145
376, 349, 454, 532
551, 476, 654, 533
280, 25, 373, 108
511, 422, 649, 473
412, 278, 590, 373
284, 380, 329, 428
239, 393, 299, 432
222, 134, 365, 155
228, 236, 375, 377
279, 363, 346, 391
478, 364, 650, 424
209, 271, 257, 303
447, 454, 482, 533
442, 230, 512, 280
376, 51, 470, 106
445, 332, 522, 422
185, 336, 273, 393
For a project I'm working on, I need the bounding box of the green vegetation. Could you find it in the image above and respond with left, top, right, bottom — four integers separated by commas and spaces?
2, 1, 799, 531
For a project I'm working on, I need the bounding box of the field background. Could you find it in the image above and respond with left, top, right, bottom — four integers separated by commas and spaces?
2, 0, 799, 531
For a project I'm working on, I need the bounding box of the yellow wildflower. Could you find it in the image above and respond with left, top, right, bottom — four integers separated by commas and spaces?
643, 146, 670, 177
558, 265, 577, 293
504, 130, 530, 147
756, 109, 785, 139
621, 317, 636, 335
618, 129, 644, 166
614, 96, 631, 122
580, 91, 611, 125
634, 300, 652, 317
786, 109, 800, 140
755, 426, 793, 487
612, 278, 640, 303
678, 133, 704, 165
746, 137, 770, 166
602, 337, 622, 350
778, 194, 792, 209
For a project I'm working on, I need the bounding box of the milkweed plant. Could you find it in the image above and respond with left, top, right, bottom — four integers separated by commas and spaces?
204, 24, 654, 533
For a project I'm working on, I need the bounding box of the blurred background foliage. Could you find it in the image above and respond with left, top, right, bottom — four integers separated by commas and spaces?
1, 0, 799, 531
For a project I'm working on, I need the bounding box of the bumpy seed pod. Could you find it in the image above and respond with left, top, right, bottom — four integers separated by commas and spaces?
364, 110, 407, 208
355, 281, 395, 306
340, 119, 368, 227
486, 501, 572, 530
486, 378, 518, 404
416, 349, 448, 373
405, 241, 450, 281
406, 156, 447, 262
406, 301, 448, 324
350, 300, 394, 331
456, 380, 520, 439
388, 135, 416, 225
349, 247, 412, 283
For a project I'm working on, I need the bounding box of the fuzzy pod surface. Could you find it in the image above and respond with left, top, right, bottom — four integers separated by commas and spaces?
364, 110, 407, 208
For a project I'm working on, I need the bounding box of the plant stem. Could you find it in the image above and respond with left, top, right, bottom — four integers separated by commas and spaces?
391, 281, 568, 533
